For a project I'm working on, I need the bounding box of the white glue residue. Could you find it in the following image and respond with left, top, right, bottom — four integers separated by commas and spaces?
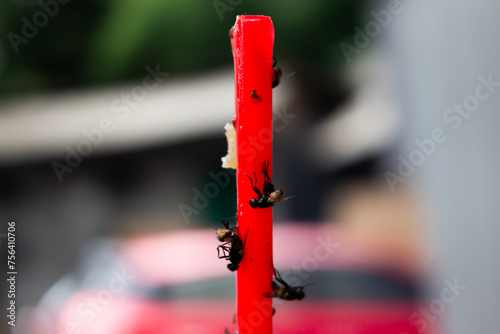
221, 122, 237, 169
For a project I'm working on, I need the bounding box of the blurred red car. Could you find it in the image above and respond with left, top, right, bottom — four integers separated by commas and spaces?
31, 223, 437, 334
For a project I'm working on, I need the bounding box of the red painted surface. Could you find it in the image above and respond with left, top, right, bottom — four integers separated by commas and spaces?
46, 226, 439, 334
230, 15, 275, 334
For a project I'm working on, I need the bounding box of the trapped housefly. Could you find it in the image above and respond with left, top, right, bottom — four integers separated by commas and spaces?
272, 57, 295, 89
251, 90, 263, 104
264, 266, 314, 301
215, 216, 237, 242
217, 228, 249, 272
272, 57, 282, 88
245, 160, 293, 209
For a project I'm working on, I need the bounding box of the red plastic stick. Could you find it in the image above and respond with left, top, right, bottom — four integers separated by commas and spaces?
230, 15, 274, 334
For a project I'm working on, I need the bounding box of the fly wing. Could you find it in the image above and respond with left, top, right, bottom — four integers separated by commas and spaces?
251, 95, 263, 104
271, 195, 295, 203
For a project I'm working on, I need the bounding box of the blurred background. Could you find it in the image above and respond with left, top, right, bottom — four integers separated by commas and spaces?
0, 0, 499, 333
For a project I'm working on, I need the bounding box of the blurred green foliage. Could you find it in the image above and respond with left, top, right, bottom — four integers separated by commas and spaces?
0, 0, 361, 98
